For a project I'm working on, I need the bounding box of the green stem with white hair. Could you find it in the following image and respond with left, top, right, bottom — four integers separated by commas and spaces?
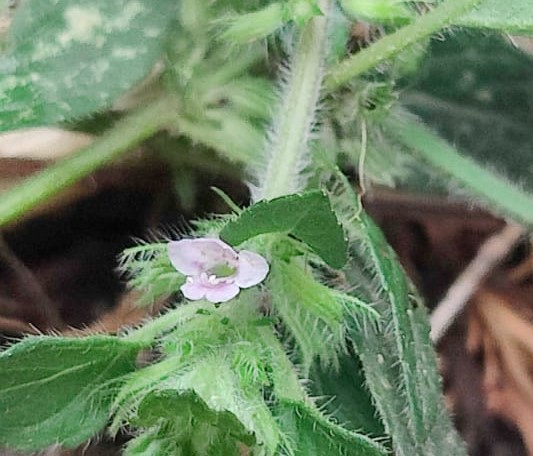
255, 0, 331, 201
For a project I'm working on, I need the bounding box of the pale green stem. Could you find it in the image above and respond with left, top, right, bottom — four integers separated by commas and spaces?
388, 116, 533, 226
0, 97, 175, 228
124, 308, 182, 346
257, 0, 331, 201
325, 0, 483, 91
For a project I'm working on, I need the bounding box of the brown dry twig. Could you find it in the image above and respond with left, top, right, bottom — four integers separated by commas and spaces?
430, 223, 526, 343
468, 288, 533, 455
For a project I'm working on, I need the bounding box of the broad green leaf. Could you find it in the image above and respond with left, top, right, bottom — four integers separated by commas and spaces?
135, 390, 256, 449
401, 32, 533, 191
275, 400, 386, 456
309, 353, 386, 439
331, 177, 467, 456
399, 31, 533, 220
0, 0, 178, 131
125, 429, 173, 456
220, 191, 347, 268
456, 0, 533, 33
0, 336, 142, 451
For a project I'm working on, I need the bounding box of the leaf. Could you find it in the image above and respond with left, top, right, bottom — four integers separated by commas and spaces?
0, 0, 178, 131
125, 429, 173, 456
269, 258, 345, 371
0, 335, 142, 451
275, 400, 386, 456
331, 176, 467, 456
456, 0, 533, 33
136, 390, 256, 448
309, 353, 386, 439
400, 31, 533, 203
119, 242, 185, 305
220, 191, 347, 268
113, 302, 281, 453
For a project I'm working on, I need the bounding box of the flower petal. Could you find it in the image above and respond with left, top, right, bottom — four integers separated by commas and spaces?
168, 238, 238, 276
234, 250, 269, 288
205, 283, 240, 303
180, 279, 208, 301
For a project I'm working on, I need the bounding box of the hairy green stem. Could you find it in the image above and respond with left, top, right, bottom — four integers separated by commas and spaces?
125, 301, 210, 345
388, 117, 533, 226
325, 0, 483, 90
257, 0, 331, 200
0, 97, 175, 228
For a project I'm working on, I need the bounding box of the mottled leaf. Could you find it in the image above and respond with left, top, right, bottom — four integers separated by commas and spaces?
0, 0, 178, 131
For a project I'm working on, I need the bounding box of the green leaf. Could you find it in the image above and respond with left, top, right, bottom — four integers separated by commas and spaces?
220, 191, 347, 268
456, 0, 533, 33
125, 429, 173, 456
119, 242, 185, 305
0, 335, 142, 451
136, 390, 256, 447
275, 400, 386, 456
0, 0, 178, 131
401, 31, 533, 195
309, 353, 386, 439
113, 301, 282, 453
269, 258, 345, 371
331, 176, 467, 456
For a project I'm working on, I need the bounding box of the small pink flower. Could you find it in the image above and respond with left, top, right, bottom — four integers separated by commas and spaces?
168, 238, 269, 303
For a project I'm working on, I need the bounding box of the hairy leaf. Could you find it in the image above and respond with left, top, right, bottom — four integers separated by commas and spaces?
114, 300, 281, 453
275, 400, 386, 456
309, 353, 386, 439
0, 336, 142, 451
119, 242, 185, 305
331, 177, 467, 456
135, 390, 256, 450
220, 191, 347, 268
0, 0, 178, 131
269, 258, 345, 371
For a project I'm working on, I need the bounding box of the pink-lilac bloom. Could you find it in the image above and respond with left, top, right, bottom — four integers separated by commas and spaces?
168, 238, 269, 303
